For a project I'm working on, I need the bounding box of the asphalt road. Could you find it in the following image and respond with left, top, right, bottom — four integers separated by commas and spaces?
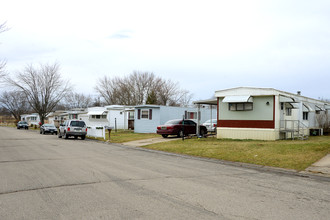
0, 126, 329, 219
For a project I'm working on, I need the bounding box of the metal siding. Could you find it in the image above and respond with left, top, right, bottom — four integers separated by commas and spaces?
134, 106, 216, 133
219, 96, 274, 121
134, 108, 160, 133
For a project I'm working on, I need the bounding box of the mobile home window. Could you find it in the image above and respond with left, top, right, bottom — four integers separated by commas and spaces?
91, 115, 106, 119
141, 110, 149, 119
303, 112, 308, 120
228, 103, 253, 111
188, 112, 197, 119
129, 112, 134, 120
70, 114, 78, 119
184, 111, 198, 120
286, 108, 292, 116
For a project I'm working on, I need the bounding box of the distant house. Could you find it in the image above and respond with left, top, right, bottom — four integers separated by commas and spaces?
47, 110, 67, 127
78, 105, 134, 130
20, 113, 40, 126
105, 105, 135, 130
134, 105, 216, 133
58, 109, 87, 124
214, 87, 330, 140
79, 107, 108, 127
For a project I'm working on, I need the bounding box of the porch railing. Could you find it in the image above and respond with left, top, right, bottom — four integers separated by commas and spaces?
280, 120, 309, 140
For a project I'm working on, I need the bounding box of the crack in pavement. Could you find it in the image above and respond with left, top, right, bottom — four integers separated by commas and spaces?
0, 181, 103, 196
0, 173, 245, 196
0, 157, 101, 164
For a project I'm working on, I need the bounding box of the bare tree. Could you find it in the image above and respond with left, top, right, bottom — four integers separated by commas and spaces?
0, 22, 9, 79
0, 60, 6, 79
64, 92, 93, 109
95, 71, 192, 106
5, 63, 71, 124
95, 75, 117, 105
316, 111, 330, 133
0, 91, 30, 121
0, 22, 8, 34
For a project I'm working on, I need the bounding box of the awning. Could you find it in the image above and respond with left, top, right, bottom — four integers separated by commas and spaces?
279, 95, 296, 103
315, 105, 325, 111
87, 110, 108, 115
222, 96, 253, 103
290, 103, 299, 109
303, 104, 310, 112
193, 99, 217, 105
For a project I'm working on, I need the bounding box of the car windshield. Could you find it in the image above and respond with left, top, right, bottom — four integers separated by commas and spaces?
19, 121, 28, 124
70, 121, 85, 127
165, 119, 182, 125
44, 124, 55, 127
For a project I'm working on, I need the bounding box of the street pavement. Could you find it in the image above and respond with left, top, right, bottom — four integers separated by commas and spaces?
0, 126, 329, 219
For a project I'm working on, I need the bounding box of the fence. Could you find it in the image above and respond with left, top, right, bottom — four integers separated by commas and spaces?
87, 126, 106, 139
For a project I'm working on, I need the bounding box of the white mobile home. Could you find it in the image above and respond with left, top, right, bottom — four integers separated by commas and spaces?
57, 109, 87, 124
79, 107, 108, 127
215, 87, 330, 140
20, 113, 40, 126
79, 105, 134, 130
47, 110, 67, 127
105, 105, 135, 130
134, 105, 217, 133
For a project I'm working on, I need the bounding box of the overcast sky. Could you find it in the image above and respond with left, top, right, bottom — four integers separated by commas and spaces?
1, 0, 329, 101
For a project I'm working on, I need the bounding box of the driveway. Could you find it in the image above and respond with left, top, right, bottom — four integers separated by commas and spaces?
304, 154, 330, 177
121, 136, 178, 147
0, 127, 329, 219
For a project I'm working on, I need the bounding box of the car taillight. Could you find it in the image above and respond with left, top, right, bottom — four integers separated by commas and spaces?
67, 127, 70, 131
167, 126, 174, 130
86, 128, 88, 132
213, 124, 216, 127
157, 126, 161, 130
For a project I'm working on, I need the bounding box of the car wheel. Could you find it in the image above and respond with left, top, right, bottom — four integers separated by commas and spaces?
81, 135, 86, 140
200, 128, 206, 137
42, 130, 45, 135
40, 130, 42, 134
63, 132, 68, 139
162, 134, 168, 138
177, 130, 184, 138
17, 127, 20, 129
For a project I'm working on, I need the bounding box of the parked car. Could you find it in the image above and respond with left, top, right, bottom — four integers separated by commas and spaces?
202, 119, 217, 132
58, 120, 87, 140
17, 121, 29, 129
157, 119, 207, 138
40, 124, 58, 135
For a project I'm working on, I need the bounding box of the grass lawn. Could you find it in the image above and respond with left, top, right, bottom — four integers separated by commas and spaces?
88, 130, 159, 143
141, 135, 330, 171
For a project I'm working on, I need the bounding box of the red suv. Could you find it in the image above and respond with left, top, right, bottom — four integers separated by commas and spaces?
157, 119, 207, 138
